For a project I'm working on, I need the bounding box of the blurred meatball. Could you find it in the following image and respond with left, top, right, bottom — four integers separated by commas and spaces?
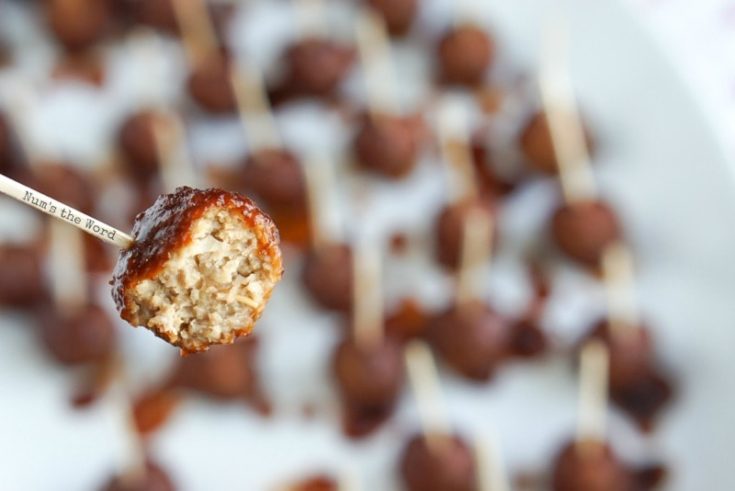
399, 433, 476, 491
437, 24, 493, 86
366, 0, 418, 36
100, 459, 176, 491
38, 303, 117, 366
353, 113, 424, 178
520, 111, 595, 174
435, 197, 497, 270
550, 200, 621, 268
239, 148, 306, 210
187, 50, 236, 114
428, 299, 508, 381
0, 244, 46, 307
301, 243, 353, 312
551, 441, 633, 491
45, 0, 113, 52
118, 110, 162, 184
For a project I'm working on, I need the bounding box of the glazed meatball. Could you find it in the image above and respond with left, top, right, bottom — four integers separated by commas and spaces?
399, 433, 476, 491
38, 303, 117, 366
301, 243, 353, 312
437, 24, 494, 86
112, 187, 283, 353
428, 299, 509, 381
353, 113, 424, 178
239, 148, 306, 210
550, 200, 621, 268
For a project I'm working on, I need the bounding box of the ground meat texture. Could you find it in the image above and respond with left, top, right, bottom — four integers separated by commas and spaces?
118, 110, 163, 183
551, 441, 634, 491
435, 197, 497, 270
239, 148, 306, 210
301, 243, 353, 312
437, 24, 494, 86
38, 304, 117, 366
45, 0, 112, 52
100, 460, 176, 491
366, 0, 418, 36
187, 51, 237, 114
112, 187, 283, 353
277, 38, 355, 99
550, 200, 621, 268
520, 111, 595, 174
353, 113, 424, 178
580, 321, 673, 432
428, 300, 509, 382
0, 245, 46, 307
400, 433, 476, 491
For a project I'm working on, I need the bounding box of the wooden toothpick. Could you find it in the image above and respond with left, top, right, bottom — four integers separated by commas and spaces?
171, 0, 219, 67
405, 341, 451, 455
352, 241, 383, 349
602, 241, 639, 341
575, 340, 609, 454
437, 100, 478, 203
302, 154, 332, 250
48, 220, 87, 314
0, 174, 133, 248
456, 208, 493, 307
356, 9, 396, 118
539, 18, 596, 204
151, 112, 200, 192
230, 61, 282, 151
475, 434, 510, 491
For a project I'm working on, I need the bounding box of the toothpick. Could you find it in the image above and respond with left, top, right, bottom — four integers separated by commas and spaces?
0, 174, 134, 248
456, 208, 493, 307
356, 9, 396, 118
111, 357, 148, 488
294, 0, 326, 39
352, 241, 383, 349
230, 60, 282, 151
575, 340, 609, 453
539, 18, 596, 204
437, 100, 478, 202
405, 341, 451, 455
171, 0, 219, 67
302, 154, 331, 250
602, 242, 639, 341
151, 111, 200, 192
475, 434, 510, 491
48, 220, 87, 314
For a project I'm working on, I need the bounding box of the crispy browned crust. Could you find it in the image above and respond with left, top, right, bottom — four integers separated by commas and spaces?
111, 186, 283, 353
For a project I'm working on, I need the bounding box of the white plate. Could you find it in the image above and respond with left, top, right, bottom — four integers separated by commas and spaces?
1, 1, 735, 490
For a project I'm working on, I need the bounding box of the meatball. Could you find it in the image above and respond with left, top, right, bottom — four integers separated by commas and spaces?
187, 50, 237, 114
332, 335, 404, 436
100, 459, 176, 491
301, 243, 353, 312
38, 303, 117, 366
239, 148, 306, 210
437, 24, 493, 86
399, 433, 476, 491
428, 299, 508, 381
0, 112, 23, 178
550, 200, 621, 268
435, 197, 497, 270
353, 113, 424, 178
0, 244, 46, 307
171, 337, 269, 412
580, 321, 673, 432
112, 187, 283, 353
117, 110, 163, 184
551, 441, 633, 491
45, 0, 112, 52
366, 0, 418, 37
274, 38, 355, 101
520, 111, 595, 174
